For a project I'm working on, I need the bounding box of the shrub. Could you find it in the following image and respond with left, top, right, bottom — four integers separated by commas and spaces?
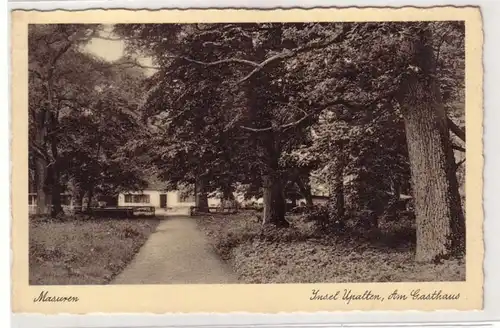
288, 205, 308, 214
122, 225, 142, 239
303, 204, 347, 235
201, 214, 314, 260
303, 204, 329, 224
198, 213, 464, 284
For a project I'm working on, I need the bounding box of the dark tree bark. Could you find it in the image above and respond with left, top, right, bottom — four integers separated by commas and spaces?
49, 111, 63, 217
195, 178, 209, 212
86, 187, 94, 211
260, 130, 289, 227
327, 141, 346, 225
220, 184, 235, 212
243, 25, 289, 227
32, 101, 53, 216
391, 177, 401, 203
262, 173, 289, 227
34, 153, 50, 215
50, 167, 63, 217
397, 26, 465, 262
221, 185, 235, 201
73, 187, 85, 213
31, 36, 73, 216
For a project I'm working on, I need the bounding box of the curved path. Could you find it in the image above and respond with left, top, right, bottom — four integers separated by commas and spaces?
112, 216, 238, 284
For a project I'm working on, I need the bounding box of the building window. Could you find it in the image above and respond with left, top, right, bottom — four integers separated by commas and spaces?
124, 194, 150, 203
178, 192, 195, 203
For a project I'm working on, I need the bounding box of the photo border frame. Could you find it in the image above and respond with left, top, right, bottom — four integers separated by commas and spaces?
5, 0, 500, 326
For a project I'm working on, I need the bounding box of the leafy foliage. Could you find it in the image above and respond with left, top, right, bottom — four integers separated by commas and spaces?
29, 21, 466, 262
29, 24, 151, 211
197, 213, 465, 283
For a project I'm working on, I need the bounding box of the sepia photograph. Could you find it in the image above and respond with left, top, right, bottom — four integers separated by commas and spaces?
27, 20, 467, 286
11, 6, 483, 313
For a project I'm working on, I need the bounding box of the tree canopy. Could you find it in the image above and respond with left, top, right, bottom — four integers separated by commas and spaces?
29, 21, 466, 262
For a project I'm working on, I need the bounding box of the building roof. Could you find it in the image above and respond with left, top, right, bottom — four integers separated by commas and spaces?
145, 175, 170, 191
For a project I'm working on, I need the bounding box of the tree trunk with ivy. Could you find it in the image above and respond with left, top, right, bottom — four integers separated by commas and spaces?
398, 26, 465, 262
195, 178, 209, 212
73, 187, 85, 214
34, 157, 50, 215
219, 184, 235, 212
86, 187, 94, 211
327, 141, 346, 228
262, 173, 289, 227
50, 167, 63, 217
49, 111, 63, 217
33, 102, 51, 216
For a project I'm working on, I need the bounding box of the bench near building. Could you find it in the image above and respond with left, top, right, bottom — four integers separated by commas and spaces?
29, 177, 329, 216
117, 179, 223, 215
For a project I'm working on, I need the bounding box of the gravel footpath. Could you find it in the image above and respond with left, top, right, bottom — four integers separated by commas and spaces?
112, 216, 238, 284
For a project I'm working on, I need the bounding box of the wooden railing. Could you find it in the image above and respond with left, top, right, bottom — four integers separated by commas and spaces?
189, 206, 239, 216
89, 206, 156, 217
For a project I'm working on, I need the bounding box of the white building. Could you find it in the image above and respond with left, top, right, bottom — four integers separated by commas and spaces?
117, 189, 203, 209
117, 179, 223, 211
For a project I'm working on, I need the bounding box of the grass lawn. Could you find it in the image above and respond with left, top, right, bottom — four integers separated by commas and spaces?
29, 216, 160, 285
197, 212, 465, 283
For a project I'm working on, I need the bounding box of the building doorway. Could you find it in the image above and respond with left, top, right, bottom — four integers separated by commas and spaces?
160, 194, 167, 208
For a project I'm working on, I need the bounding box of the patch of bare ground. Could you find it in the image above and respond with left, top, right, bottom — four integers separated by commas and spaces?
29, 215, 160, 285
196, 212, 465, 284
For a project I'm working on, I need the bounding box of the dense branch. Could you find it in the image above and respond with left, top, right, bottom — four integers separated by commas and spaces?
56, 94, 91, 105
315, 90, 396, 114
385, 191, 413, 200
240, 92, 387, 134
447, 116, 466, 142
454, 158, 466, 171
237, 25, 350, 84
94, 35, 127, 41
240, 103, 311, 133
452, 144, 466, 152
163, 55, 260, 68
136, 24, 349, 84
110, 61, 161, 70
240, 125, 273, 133
29, 69, 44, 81
29, 140, 54, 163
50, 41, 73, 69
435, 26, 452, 65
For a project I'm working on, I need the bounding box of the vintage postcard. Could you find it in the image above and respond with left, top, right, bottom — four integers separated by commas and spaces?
11, 6, 483, 313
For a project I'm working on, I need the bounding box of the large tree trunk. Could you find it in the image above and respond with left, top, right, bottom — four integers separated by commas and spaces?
34, 156, 50, 215
327, 142, 346, 226
50, 170, 63, 217
73, 187, 84, 214
49, 126, 63, 217
195, 179, 209, 212
262, 174, 289, 227
33, 106, 50, 215
260, 132, 288, 227
221, 185, 234, 201
31, 32, 74, 216
243, 26, 288, 227
220, 185, 235, 212
398, 26, 465, 262
86, 187, 94, 211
